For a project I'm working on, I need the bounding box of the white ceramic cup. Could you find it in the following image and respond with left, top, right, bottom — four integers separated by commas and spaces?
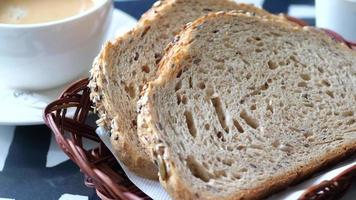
316, 0, 356, 41
0, 0, 113, 91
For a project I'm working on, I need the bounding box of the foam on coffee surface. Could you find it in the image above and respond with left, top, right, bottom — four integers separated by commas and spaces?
0, 0, 95, 25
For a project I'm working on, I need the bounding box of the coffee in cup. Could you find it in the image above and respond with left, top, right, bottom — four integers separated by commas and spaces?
0, 0, 96, 24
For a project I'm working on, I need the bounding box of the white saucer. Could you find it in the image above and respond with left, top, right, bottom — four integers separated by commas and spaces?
0, 9, 138, 126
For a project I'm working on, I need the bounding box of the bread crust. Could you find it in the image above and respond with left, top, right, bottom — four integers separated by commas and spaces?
89, 1, 295, 180
137, 12, 356, 199
90, 43, 158, 179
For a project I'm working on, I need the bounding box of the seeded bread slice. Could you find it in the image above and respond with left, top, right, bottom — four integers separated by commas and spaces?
89, 0, 293, 179
137, 12, 356, 199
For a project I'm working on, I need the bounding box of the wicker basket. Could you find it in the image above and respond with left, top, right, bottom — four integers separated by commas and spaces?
44, 79, 149, 200
44, 17, 356, 200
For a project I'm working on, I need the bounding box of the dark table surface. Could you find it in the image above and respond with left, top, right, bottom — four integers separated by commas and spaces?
0, 0, 319, 200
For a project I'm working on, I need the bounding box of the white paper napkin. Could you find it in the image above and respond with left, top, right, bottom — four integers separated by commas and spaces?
96, 127, 171, 200
96, 127, 355, 200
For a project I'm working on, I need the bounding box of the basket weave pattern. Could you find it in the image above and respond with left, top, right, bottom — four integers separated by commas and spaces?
44, 79, 149, 200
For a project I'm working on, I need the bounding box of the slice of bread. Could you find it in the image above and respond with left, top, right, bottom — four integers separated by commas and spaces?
89, 0, 293, 179
137, 12, 356, 199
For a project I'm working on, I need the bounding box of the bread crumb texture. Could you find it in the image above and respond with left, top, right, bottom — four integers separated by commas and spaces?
138, 12, 356, 199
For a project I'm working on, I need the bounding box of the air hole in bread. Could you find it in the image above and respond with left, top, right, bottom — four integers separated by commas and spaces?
142, 65, 150, 73
271, 140, 280, 148
303, 103, 314, 108
154, 53, 162, 64
317, 67, 324, 73
124, 83, 136, 99
250, 104, 257, 110
175, 80, 182, 91
237, 145, 245, 150
289, 55, 298, 63
131, 119, 137, 128
198, 82, 206, 90
184, 111, 197, 138
212, 57, 225, 63
251, 90, 261, 96
204, 124, 210, 130
186, 156, 212, 182
249, 163, 257, 168
326, 90, 334, 98
255, 48, 263, 53
189, 77, 193, 88
303, 131, 313, 138
211, 97, 229, 133
203, 140, 208, 146
342, 111, 354, 117
267, 60, 278, 70
216, 64, 225, 70
246, 73, 252, 80
246, 38, 253, 43
231, 173, 241, 180
182, 95, 188, 105
346, 119, 355, 125
300, 74, 311, 81
302, 93, 309, 100
193, 58, 202, 65
233, 119, 244, 133
256, 42, 264, 47
240, 110, 259, 129
134, 52, 139, 61
297, 82, 308, 87
176, 93, 181, 105
250, 144, 263, 150
177, 70, 183, 78
226, 146, 234, 152
202, 8, 213, 12
261, 82, 269, 91
326, 111, 333, 116
279, 60, 289, 66
224, 42, 233, 48
308, 137, 315, 143
222, 158, 234, 166
337, 122, 343, 127
242, 59, 251, 66
217, 131, 226, 142
214, 170, 226, 177
253, 36, 262, 41
321, 80, 331, 87
240, 168, 248, 172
